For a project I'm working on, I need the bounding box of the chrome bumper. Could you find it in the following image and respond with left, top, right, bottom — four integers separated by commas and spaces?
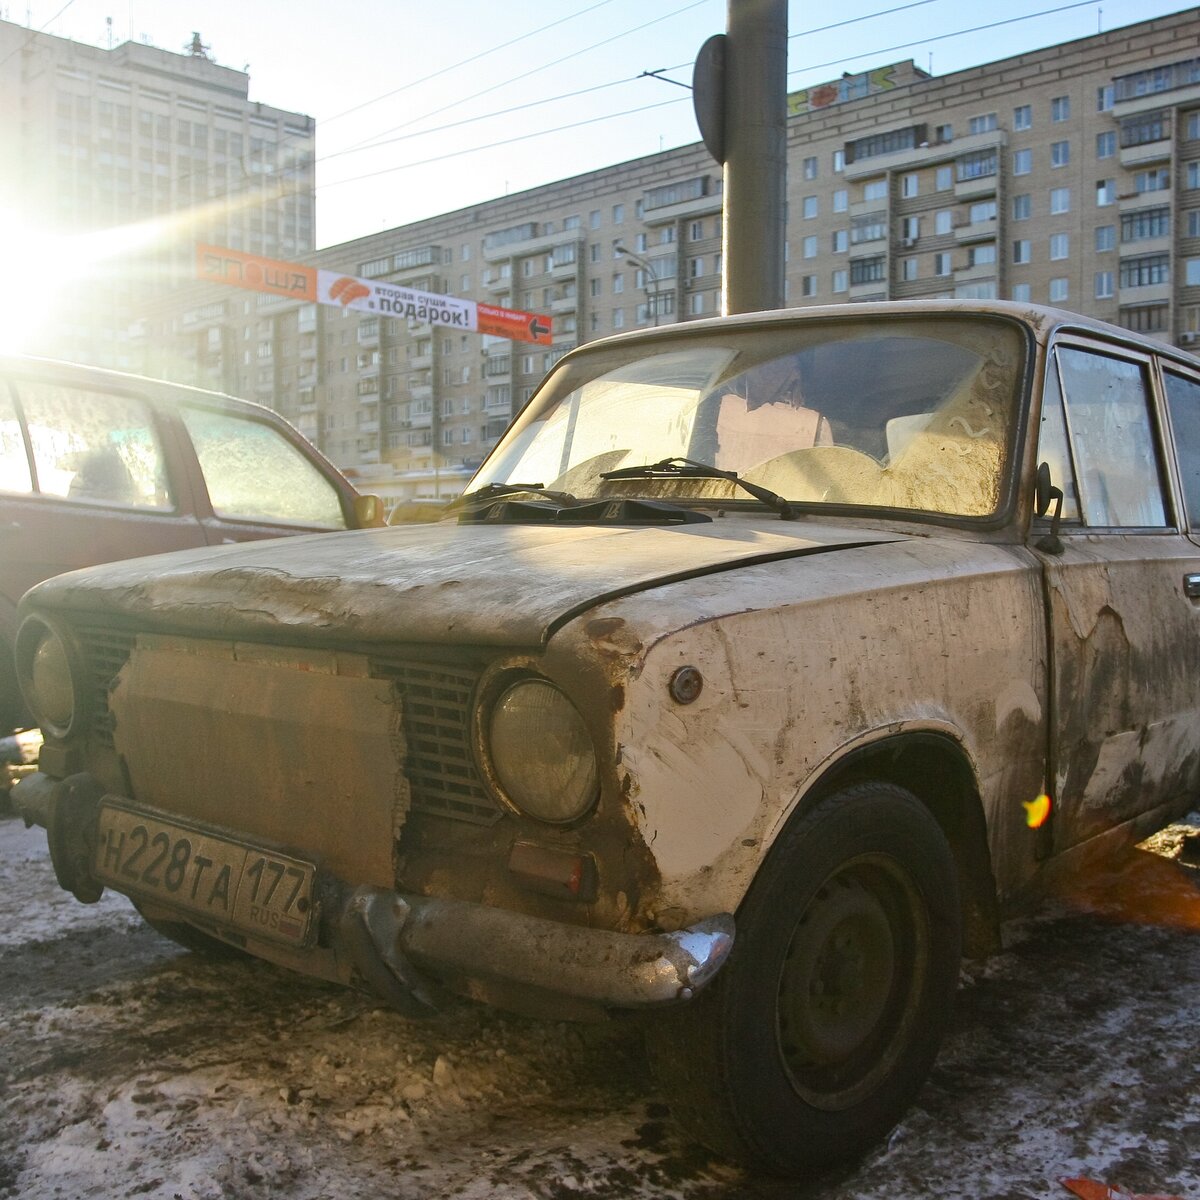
14, 771, 735, 1015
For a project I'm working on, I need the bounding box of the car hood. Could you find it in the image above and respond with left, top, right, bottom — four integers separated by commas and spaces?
25, 518, 904, 648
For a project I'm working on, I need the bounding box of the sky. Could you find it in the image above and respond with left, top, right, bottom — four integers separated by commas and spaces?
4, 0, 1198, 248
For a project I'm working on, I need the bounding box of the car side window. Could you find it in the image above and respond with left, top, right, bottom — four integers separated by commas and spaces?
1056, 347, 1167, 528
1034, 359, 1081, 521
180, 406, 347, 529
0, 385, 33, 494
1162, 370, 1200, 530
17, 381, 173, 509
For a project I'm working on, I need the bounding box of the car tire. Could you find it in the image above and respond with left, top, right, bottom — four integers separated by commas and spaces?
644, 781, 962, 1176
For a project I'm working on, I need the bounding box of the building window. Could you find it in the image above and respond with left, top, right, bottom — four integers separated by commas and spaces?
1135, 169, 1171, 193
1013, 240, 1032, 264
1051, 95, 1071, 122
803, 155, 818, 180
902, 215, 920, 242
1187, 258, 1200, 286
1013, 283, 1032, 302
968, 244, 996, 267
1121, 110, 1168, 148
1095, 225, 1116, 251
1013, 194, 1032, 221
851, 214, 887, 244
1050, 140, 1070, 168
1096, 179, 1116, 206
1096, 131, 1116, 158
863, 179, 887, 202
832, 269, 848, 293
1097, 84, 1115, 112
1050, 187, 1071, 214
934, 252, 952, 276
1119, 254, 1170, 287
902, 173, 919, 198
1189, 211, 1200, 238
689, 291, 706, 315
1050, 233, 1070, 260
1014, 148, 1033, 175
968, 113, 997, 135
935, 165, 953, 191
612, 308, 624, 329
1013, 104, 1032, 131
832, 188, 848, 212
901, 257, 918, 281
1190, 113, 1200, 140
935, 209, 953, 235
1118, 305, 1167, 333
1049, 278, 1069, 302
1122, 207, 1170, 241
832, 229, 849, 253
689, 256, 705, 277
957, 150, 997, 181
935, 123, 953, 143
612, 203, 624, 223
803, 235, 818, 258
1095, 271, 1115, 299
850, 257, 885, 285
1188, 162, 1200, 189
689, 220, 705, 241
832, 148, 845, 172
801, 275, 818, 297
803, 195, 818, 219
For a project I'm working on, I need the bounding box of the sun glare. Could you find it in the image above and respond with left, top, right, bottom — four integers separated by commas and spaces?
0, 211, 172, 357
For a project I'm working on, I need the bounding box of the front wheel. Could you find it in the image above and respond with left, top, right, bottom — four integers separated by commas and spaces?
646, 782, 962, 1176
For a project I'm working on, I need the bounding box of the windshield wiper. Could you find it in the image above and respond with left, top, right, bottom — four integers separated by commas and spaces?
449, 482, 578, 510
600, 457, 798, 520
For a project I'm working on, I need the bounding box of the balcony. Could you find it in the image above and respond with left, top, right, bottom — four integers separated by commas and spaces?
484, 273, 512, 295
409, 352, 433, 370
409, 408, 433, 428
550, 294, 578, 314
1118, 281, 1170, 305
848, 281, 887, 300
955, 219, 998, 244
642, 190, 723, 226
410, 384, 432, 403
482, 229, 559, 262
1120, 190, 1171, 212
1120, 138, 1172, 169
843, 129, 1004, 181
954, 172, 997, 200
358, 418, 380, 435
955, 262, 998, 284
550, 255, 580, 280
1120, 235, 1170, 257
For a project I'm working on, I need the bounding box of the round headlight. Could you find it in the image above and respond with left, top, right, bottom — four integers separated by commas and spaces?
487, 679, 599, 824
20, 624, 76, 736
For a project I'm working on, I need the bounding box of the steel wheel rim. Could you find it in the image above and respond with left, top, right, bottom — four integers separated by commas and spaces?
776, 854, 930, 1111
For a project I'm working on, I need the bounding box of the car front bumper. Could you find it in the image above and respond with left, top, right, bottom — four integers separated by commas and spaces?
12, 770, 735, 1018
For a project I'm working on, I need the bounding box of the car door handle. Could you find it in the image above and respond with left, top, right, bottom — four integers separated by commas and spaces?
1185, 573, 1200, 599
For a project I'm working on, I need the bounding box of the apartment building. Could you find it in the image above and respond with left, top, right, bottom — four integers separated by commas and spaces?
0, 19, 315, 369
134, 7, 1200, 503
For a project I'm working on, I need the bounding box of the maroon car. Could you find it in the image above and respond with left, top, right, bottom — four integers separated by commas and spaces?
1, 354, 379, 735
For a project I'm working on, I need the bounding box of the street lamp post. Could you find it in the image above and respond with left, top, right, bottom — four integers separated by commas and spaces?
614, 243, 662, 327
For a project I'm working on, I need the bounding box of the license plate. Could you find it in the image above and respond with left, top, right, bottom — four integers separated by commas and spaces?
94, 801, 316, 948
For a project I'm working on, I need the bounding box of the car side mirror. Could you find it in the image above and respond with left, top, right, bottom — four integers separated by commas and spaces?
1034, 462, 1064, 556
352, 493, 386, 528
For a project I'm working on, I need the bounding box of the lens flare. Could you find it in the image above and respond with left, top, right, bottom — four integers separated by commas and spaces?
1023, 792, 1052, 829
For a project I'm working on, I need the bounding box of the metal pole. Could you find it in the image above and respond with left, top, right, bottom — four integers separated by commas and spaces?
615, 244, 662, 326
722, 0, 787, 315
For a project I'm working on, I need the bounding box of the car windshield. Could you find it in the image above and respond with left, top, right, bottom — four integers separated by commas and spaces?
468, 315, 1028, 519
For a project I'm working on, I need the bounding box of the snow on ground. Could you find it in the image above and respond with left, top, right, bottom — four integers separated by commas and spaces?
1, 812, 1199, 1200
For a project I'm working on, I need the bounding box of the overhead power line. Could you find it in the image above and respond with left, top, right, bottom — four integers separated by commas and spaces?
0, 0, 78, 68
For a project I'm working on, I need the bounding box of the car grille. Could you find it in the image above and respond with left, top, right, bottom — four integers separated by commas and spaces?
72, 625, 499, 825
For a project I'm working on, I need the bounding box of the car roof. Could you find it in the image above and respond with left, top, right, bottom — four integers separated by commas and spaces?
0, 353, 284, 421
559, 299, 1200, 374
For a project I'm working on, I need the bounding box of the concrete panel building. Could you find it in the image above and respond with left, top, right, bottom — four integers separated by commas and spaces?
0, 19, 315, 369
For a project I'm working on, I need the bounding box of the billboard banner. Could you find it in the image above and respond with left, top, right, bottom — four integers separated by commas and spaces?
196, 244, 553, 346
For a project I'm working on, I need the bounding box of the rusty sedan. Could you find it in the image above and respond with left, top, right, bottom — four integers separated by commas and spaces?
12, 301, 1200, 1175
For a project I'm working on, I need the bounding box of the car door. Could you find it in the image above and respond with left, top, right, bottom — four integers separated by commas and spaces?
1034, 338, 1200, 853
176, 403, 354, 545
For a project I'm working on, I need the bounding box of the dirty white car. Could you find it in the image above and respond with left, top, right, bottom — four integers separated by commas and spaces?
13, 301, 1200, 1176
